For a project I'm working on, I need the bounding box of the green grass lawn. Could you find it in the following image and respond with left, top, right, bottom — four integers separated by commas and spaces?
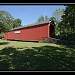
0, 40, 75, 71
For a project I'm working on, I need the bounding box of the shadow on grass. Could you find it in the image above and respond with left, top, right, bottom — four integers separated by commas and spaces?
0, 46, 75, 71
0, 42, 9, 45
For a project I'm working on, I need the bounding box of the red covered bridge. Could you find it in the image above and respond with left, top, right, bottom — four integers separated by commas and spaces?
4, 21, 55, 41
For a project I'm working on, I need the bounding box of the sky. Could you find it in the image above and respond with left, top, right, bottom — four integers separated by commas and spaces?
0, 5, 66, 26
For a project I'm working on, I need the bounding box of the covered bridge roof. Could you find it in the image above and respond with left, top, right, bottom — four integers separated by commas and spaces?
12, 21, 50, 31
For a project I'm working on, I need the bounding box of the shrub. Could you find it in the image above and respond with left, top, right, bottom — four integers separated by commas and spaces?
60, 32, 75, 41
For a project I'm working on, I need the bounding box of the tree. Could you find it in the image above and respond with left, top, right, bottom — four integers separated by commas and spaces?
0, 10, 14, 33
52, 8, 64, 21
37, 16, 44, 22
52, 8, 64, 36
0, 10, 22, 33
60, 5, 75, 41
37, 15, 50, 23
13, 19, 22, 28
45, 16, 49, 21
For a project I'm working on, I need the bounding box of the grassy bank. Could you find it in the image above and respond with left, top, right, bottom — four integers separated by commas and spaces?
0, 40, 75, 70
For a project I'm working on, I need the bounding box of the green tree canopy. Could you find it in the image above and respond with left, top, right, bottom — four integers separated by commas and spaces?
51, 8, 64, 36
52, 8, 64, 21
0, 10, 22, 33
0, 10, 14, 33
13, 18, 22, 28
45, 16, 50, 21
37, 16, 44, 22
36, 15, 50, 23
59, 5, 75, 41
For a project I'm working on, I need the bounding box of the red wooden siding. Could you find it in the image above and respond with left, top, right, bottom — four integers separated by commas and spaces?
4, 23, 50, 41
